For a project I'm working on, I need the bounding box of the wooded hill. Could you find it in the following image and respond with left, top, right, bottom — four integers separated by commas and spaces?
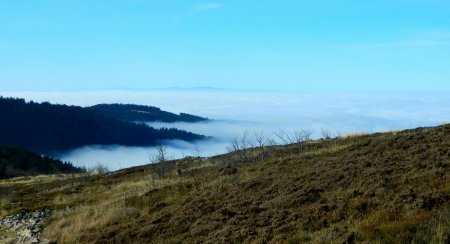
0, 97, 206, 154
0, 145, 83, 180
87, 104, 208, 123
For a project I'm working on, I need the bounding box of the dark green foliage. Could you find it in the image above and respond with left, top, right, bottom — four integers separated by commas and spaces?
0, 145, 83, 179
0, 97, 206, 153
87, 104, 208, 123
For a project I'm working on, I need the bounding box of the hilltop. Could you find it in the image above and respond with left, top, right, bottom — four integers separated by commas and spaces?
0, 124, 449, 243
87, 104, 208, 123
0, 97, 206, 153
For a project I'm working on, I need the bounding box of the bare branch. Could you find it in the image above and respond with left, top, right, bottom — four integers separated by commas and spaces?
253, 130, 266, 148
273, 129, 294, 145
150, 145, 168, 164
321, 129, 332, 139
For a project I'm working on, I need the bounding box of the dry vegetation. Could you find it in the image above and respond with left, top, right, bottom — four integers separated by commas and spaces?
1, 124, 449, 243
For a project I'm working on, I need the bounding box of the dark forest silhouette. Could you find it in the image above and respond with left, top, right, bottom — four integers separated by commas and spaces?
0, 145, 83, 179
88, 104, 208, 123
0, 97, 206, 154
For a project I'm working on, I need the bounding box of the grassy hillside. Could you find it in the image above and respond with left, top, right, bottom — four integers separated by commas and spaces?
0, 145, 83, 180
88, 104, 209, 123
0, 124, 449, 243
0, 97, 206, 153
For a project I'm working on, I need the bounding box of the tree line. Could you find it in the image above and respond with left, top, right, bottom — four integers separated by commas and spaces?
87, 104, 209, 123
0, 97, 206, 154
0, 144, 84, 179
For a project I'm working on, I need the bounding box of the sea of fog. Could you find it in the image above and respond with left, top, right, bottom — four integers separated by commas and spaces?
2, 90, 450, 171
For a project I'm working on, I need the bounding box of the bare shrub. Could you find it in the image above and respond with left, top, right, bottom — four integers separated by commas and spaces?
321, 129, 333, 139
273, 128, 313, 155
227, 131, 257, 163
228, 135, 242, 153
273, 129, 294, 145
92, 163, 109, 174
293, 128, 313, 155
192, 146, 202, 158
149, 145, 173, 178
227, 130, 279, 163
150, 145, 169, 164
253, 130, 266, 148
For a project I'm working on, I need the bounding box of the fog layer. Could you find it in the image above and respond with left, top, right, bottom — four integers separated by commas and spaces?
3, 90, 449, 171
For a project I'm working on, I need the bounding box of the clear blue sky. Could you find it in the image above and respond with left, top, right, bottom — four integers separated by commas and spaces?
1, 0, 449, 91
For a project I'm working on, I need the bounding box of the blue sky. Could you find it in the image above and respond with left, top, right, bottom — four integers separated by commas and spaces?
1, 0, 449, 91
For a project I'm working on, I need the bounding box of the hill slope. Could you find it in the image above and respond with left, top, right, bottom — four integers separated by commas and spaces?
0, 124, 449, 243
0, 145, 83, 179
0, 97, 206, 153
87, 104, 208, 123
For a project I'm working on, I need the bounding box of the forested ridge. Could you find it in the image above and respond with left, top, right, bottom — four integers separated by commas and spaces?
88, 104, 208, 123
0, 145, 83, 179
0, 97, 206, 153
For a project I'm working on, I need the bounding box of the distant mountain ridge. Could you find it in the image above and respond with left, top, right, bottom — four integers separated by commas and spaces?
87, 104, 208, 123
0, 145, 83, 179
0, 97, 206, 154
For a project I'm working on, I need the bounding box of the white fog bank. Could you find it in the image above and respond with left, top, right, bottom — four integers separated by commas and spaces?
2, 90, 449, 171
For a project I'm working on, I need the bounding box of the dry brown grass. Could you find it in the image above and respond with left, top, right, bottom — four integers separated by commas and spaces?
0, 174, 71, 186
1, 124, 450, 243
43, 201, 140, 242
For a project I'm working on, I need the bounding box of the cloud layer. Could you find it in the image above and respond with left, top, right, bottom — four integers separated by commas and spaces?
3, 90, 449, 170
